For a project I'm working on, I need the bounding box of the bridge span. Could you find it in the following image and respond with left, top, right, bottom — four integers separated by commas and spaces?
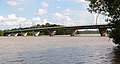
4, 24, 112, 37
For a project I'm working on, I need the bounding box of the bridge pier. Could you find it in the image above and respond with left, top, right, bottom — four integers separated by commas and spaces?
99, 28, 107, 36
7, 34, 11, 36
21, 32, 28, 36
48, 30, 56, 36
70, 30, 77, 36
13, 33, 18, 36
34, 31, 40, 36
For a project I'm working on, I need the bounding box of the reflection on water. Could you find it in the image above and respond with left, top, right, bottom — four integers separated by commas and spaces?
110, 46, 120, 64
0, 35, 119, 64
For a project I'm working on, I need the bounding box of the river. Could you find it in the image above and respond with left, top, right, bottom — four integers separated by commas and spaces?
0, 34, 119, 64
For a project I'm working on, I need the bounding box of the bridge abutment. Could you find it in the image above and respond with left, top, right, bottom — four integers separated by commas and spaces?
99, 28, 107, 36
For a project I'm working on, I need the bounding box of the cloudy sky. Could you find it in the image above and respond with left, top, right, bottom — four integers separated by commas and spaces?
0, 0, 107, 30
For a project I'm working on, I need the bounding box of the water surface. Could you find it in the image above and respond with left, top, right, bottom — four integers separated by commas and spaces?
0, 35, 119, 64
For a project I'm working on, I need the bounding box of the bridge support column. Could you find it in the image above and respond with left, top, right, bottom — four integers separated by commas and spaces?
34, 31, 40, 36
8, 34, 11, 36
48, 30, 56, 36
99, 28, 107, 36
21, 32, 28, 37
70, 30, 77, 36
13, 33, 18, 36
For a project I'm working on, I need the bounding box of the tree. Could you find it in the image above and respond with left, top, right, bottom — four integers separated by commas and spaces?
45, 23, 51, 27
87, 0, 120, 45
0, 30, 3, 36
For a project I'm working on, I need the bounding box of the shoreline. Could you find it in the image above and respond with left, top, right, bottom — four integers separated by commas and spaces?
0, 34, 107, 37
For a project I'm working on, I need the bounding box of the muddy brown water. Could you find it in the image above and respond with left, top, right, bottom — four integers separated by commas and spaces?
0, 34, 119, 64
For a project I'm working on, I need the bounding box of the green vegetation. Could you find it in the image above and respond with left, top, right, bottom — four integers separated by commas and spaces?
6, 23, 62, 31
87, 0, 120, 45
0, 30, 4, 36
79, 31, 99, 34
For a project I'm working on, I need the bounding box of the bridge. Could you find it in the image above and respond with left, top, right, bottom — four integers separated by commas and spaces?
4, 24, 112, 37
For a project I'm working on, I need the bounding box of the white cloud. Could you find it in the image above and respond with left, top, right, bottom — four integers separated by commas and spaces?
65, 9, 72, 13
0, 16, 4, 21
53, 13, 73, 25
7, 0, 18, 6
94, 14, 108, 25
52, 8, 108, 26
40, 2, 49, 8
32, 17, 48, 25
17, 17, 27, 21
76, 0, 86, 3
37, 9, 47, 16
18, 7, 24, 11
0, 13, 107, 30
37, 2, 49, 16
71, 0, 87, 3
68, 0, 89, 3
53, 13, 63, 19
23, 21, 33, 27
42, 18, 48, 24
33, 17, 41, 21
63, 8, 73, 15
8, 14, 17, 20
0, 14, 28, 29
32, 17, 42, 25
0, 14, 50, 29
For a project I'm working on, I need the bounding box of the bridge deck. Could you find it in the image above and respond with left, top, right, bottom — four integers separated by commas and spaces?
4, 24, 112, 34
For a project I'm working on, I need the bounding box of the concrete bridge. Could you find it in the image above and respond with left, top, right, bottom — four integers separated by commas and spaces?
4, 24, 112, 37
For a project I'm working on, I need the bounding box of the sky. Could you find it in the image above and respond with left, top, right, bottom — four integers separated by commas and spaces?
0, 0, 108, 30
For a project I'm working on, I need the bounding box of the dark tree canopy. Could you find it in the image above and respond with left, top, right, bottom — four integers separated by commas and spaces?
87, 0, 120, 45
